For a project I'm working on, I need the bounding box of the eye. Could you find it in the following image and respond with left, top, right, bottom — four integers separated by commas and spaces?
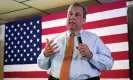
69, 13, 73, 16
75, 13, 81, 17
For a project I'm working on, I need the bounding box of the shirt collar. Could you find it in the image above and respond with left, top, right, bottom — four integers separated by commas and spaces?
66, 29, 83, 37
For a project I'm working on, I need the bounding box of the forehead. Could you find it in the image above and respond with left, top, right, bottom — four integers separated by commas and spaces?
68, 6, 83, 13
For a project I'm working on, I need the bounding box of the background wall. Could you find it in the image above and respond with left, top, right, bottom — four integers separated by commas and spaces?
0, 25, 4, 80
128, 5, 133, 79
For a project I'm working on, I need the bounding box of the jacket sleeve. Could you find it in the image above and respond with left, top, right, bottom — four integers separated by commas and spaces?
37, 49, 52, 70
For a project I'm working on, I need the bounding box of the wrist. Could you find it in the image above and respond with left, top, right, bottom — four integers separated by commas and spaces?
86, 52, 93, 59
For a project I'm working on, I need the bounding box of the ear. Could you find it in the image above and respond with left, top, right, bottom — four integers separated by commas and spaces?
83, 18, 86, 24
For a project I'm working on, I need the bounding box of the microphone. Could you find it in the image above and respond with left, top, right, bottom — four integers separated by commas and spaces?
75, 32, 82, 44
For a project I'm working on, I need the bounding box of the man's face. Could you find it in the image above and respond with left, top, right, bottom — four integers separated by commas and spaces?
66, 6, 86, 32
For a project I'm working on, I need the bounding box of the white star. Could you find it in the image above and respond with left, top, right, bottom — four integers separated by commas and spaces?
5, 42, 8, 46
30, 57, 33, 61
17, 24, 20, 27
33, 43, 36, 47
30, 22, 33, 25
11, 58, 14, 62
17, 41, 20, 44
14, 28, 17, 32
6, 26, 8, 29
23, 40, 26, 44
5, 51, 8, 54
30, 39, 33, 43
27, 53, 30, 57
8, 46, 11, 49
34, 52, 36, 56
37, 20, 40, 24
30, 48, 33, 52
37, 47, 40, 51
14, 54, 17, 57
27, 27, 30, 30
30, 30, 33, 34
11, 33, 14, 36
33, 25, 36, 29
20, 27, 23, 31
26, 35, 30, 39
23, 58, 26, 61
27, 44, 30, 48
11, 25, 14, 28
37, 38, 40, 42
17, 58, 20, 61
11, 42, 14, 45
20, 53, 23, 57
8, 54, 11, 58
6, 34, 8, 37
5, 59, 7, 63
20, 45, 23, 48
17, 49, 20, 53
37, 29, 40, 33
23, 23, 26, 26
20, 36, 23, 39
17, 32, 20, 36
33, 34, 36, 38
23, 49, 26, 52
23, 31, 26, 35
14, 37, 17, 40
8, 29, 11, 33
8, 37, 11, 41
14, 45, 17, 49
11, 50, 14, 53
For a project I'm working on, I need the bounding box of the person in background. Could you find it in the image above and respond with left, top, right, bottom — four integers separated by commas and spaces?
37, 2, 114, 80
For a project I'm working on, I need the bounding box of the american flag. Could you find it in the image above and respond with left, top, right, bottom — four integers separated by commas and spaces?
4, 0, 129, 80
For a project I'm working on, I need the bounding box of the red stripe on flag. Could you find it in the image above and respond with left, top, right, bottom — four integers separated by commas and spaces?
100, 69, 129, 78
87, 0, 126, 14
4, 71, 49, 78
83, 16, 127, 30
100, 33, 128, 44
42, 26, 67, 35
42, 11, 67, 22
112, 51, 129, 60
4, 69, 129, 78
42, 16, 127, 35
42, 43, 46, 49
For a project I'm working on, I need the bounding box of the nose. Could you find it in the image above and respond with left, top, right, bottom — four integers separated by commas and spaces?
70, 14, 75, 19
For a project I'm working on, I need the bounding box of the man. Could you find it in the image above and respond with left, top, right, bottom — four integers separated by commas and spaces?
37, 2, 114, 80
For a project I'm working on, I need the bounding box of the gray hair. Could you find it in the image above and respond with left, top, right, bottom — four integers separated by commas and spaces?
68, 2, 87, 19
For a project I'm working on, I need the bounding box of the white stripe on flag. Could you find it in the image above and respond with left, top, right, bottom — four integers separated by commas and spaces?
112, 60, 129, 70
106, 42, 128, 52
4, 60, 129, 72
42, 8, 127, 29
86, 7, 127, 22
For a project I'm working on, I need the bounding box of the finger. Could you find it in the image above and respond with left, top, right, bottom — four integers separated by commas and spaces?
51, 46, 58, 52
78, 45, 84, 51
47, 40, 54, 47
53, 50, 60, 54
79, 48, 84, 53
49, 43, 57, 50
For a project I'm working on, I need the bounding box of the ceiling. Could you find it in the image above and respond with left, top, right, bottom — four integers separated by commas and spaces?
0, 0, 130, 25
